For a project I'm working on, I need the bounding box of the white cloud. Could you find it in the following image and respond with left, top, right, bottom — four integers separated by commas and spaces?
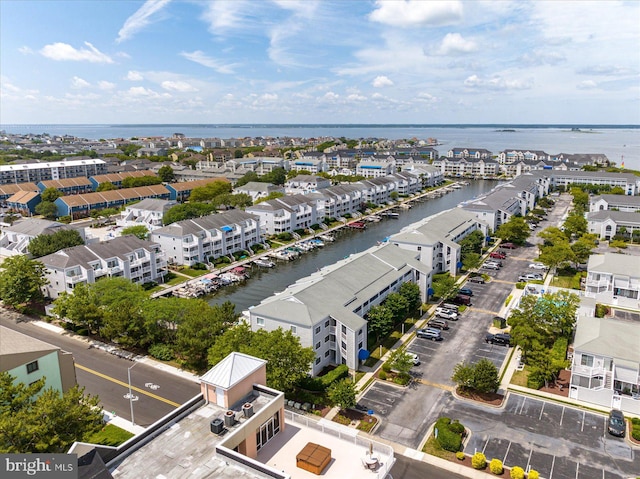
18, 46, 34, 55
577, 65, 635, 76
369, 0, 463, 27
180, 51, 236, 74
98, 81, 116, 90
464, 74, 533, 90
520, 50, 565, 66
321, 92, 339, 102
40, 42, 113, 63
125, 86, 169, 99
126, 71, 144, 81
417, 92, 438, 103
577, 80, 598, 89
116, 0, 172, 43
347, 93, 367, 102
201, 0, 246, 33
161, 80, 197, 92
372, 76, 394, 88
71, 76, 91, 89
438, 33, 477, 55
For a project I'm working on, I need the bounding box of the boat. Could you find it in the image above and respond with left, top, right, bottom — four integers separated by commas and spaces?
347, 221, 367, 229
308, 239, 325, 247
399, 203, 412, 209
253, 258, 275, 268
318, 234, 335, 242
366, 215, 381, 222
382, 212, 399, 219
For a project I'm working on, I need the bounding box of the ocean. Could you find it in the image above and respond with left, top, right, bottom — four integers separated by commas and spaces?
1, 124, 639, 171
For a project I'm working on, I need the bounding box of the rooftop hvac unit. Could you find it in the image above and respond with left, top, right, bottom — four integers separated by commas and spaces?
223, 410, 235, 427
242, 402, 254, 418
210, 418, 224, 435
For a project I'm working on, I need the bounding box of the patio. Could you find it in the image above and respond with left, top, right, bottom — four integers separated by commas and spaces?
257, 411, 394, 479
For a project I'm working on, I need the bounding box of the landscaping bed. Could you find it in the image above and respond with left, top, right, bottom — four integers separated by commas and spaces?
456, 387, 504, 407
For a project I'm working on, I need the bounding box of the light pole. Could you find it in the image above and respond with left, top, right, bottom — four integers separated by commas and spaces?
127, 363, 138, 426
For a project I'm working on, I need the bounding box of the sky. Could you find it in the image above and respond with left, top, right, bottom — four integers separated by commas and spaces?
1, 0, 639, 125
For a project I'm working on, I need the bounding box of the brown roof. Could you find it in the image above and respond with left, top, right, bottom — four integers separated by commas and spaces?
170, 178, 229, 192
7, 190, 40, 204
91, 170, 156, 183
39, 177, 92, 189
0, 183, 38, 195
59, 184, 169, 207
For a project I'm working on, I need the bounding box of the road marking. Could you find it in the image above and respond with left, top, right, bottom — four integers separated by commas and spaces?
526, 448, 533, 472
414, 378, 455, 392
468, 307, 502, 315
581, 411, 585, 432
539, 402, 545, 420
482, 438, 489, 454
503, 441, 512, 464
76, 363, 180, 407
560, 406, 565, 426
518, 397, 527, 415
549, 455, 556, 479
575, 462, 579, 479
490, 279, 517, 284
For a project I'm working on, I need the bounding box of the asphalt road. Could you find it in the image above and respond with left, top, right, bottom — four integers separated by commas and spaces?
1, 311, 200, 427
390, 454, 469, 479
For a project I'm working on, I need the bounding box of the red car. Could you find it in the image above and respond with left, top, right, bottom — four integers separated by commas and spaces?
490, 252, 506, 259
500, 242, 517, 249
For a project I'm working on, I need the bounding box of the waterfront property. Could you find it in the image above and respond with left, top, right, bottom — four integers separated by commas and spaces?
246, 194, 321, 236
284, 175, 331, 195
150, 210, 261, 266
248, 243, 430, 376
390, 208, 489, 277
115, 198, 177, 230
0, 326, 77, 394
306, 184, 365, 219
498, 149, 550, 164
40, 235, 167, 299
569, 315, 640, 415
447, 147, 493, 160
549, 170, 640, 195
0, 158, 107, 185
0, 218, 84, 257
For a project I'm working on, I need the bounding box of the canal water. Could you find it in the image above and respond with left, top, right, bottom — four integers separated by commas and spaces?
208, 179, 498, 312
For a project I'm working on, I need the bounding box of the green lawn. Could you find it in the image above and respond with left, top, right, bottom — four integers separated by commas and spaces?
86, 424, 133, 446
180, 268, 207, 278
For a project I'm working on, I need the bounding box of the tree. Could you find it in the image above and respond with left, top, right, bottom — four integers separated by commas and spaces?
384, 292, 409, 325
142, 297, 219, 346
163, 202, 217, 224
451, 362, 475, 389
571, 235, 597, 264
188, 180, 232, 202
538, 241, 575, 271
390, 191, 399, 201
0, 256, 48, 311
121, 176, 162, 188
234, 171, 259, 187
570, 187, 589, 211
459, 230, 484, 257
96, 182, 116, 192
51, 283, 103, 332
261, 167, 287, 185
158, 165, 175, 182
35, 201, 58, 219
388, 349, 413, 376
462, 252, 482, 271
0, 372, 103, 453
121, 225, 150, 240
539, 226, 568, 245
495, 216, 530, 244
366, 304, 394, 341
431, 273, 457, 301
28, 229, 84, 258
254, 192, 285, 204
399, 281, 422, 313
472, 358, 499, 393
563, 212, 587, 238
327, 378, 357, 410
41, 187, 63, 203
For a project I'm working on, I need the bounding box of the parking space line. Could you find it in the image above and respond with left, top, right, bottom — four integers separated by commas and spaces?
468, 307, 502, 315
581, 411, 585, 432
525, 449, 532, 472
414, 378, 455, 392
503, 441, 512, 464
518, 397, 527, 415
560, 406, 565, 426
549, 455, 556, 479
575, 462, 579, 479
539, 402, 545, 420
482, 438, 489, 455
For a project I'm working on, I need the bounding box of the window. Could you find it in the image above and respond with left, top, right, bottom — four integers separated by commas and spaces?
358, 341, 363, 349
324, 320, 330, 328
315, 326, 321, 334
290, 325, 297, 334
26, 361, 39, 374
256, 317, 265, 326
315, 342, 321, 350
341, 325, 347, 334
315, 357, 321, 365
324, 351, 330, 357
324, 335, 330, 343
341, 341, 347, 350
358, 329, 362, 336
580, 354, 594, 367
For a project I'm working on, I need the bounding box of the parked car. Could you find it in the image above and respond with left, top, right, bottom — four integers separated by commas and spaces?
451, 294, 471, 306
500, 242, 517, 249
416, 328, 443, 341
607, 409, 626, 437
489, 252, 506, 259
486, 259, 503, 267
485, 333, 511, 346
436, 306, 457, 315
518, 273, 543, 282
467, 275, 486, 284
436, 309, 458, 320
482, 262, 500, 270
441, 303, 460, 312
459, 287, 474, 296
528, 263, 547, 270
405, 352, 420, 366
427, 318, 449, 330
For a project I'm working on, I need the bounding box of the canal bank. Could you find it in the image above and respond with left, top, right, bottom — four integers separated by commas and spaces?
207, 179, 498, 312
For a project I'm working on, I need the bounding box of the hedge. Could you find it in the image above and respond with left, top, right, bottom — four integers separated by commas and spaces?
632, 417, 640, 441
297, 364, 349, 392
434, 417, 463, 452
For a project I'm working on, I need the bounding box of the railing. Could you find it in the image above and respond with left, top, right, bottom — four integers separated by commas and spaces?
572, 364, 606, 377
585, 279, 610, 288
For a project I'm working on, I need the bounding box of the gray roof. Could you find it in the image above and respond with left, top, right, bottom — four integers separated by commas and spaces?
0, 326, 57, 359
573, 316, 640, 364
587, 210, 640, 225
39, 235, 157, 270
392, 208, 485, 245
153, 210, 258, 237
234, 182, 278, 193
591, 194, 640, 207
200, 352, 266, 390
4, 218, 77, 238
553, 170, 637, 181
587, 252, 640, 276
127, 198, 175, 212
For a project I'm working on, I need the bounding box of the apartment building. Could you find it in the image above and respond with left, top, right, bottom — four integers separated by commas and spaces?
0, 159, 107, 185
245, 195, 321, 236
550, 171, 639, 195
306, 183, 365, 220
37, 177, 94, 195
284, 175, 331, 194
584, 253, 640, 306
587, 211, 640, 240
589, 194, 640, 213
0, 218, 84, 257
116, 198, 177, 230
88, 170, 157, 190
498, 149, 550, 164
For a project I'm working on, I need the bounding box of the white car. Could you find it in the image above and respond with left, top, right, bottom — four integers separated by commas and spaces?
528, 263, 547, 270
405, 352, 420, 365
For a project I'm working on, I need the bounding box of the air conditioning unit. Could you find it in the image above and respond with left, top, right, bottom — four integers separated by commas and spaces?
210, 418, 224, 435
223, 410, 235, 427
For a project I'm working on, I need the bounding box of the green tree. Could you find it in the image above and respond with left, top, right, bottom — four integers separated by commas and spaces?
563, 212, 587, 238
571, 235, 597, 264
261, 167, 287, 185
0, 372, 103, 453
254, 191, 285, 204
366, 304, 394, 341
388, 349, 413, 376
538, 241, 575, 271
28, 229, 84, 258
570, 187, 589, 211
399, 281, 422, 313
35, 201, 58, 219
327, 378, 357, 410
431, 273, 458, 301
188, 180, 232, 202
51, 283, 103, 332
472, 358, 500, 393
142, 297, 217, 346
41, 187, 62, 203
0, 256, 48, 311
121, 176, 162, 188
384, 292, 409, 324
96, 182, 116, 192
539, 226, 569, 245
458, 230, 484, 256
234, 171, 260, 187
390, 191, 399, 201
121, 225, 150, 240
462, 252, 482, 271
234, 149, 243, 158
451, 362, 475, 389
495, 216, 530, 244
158, 165, 175, 182
163, 202, 217, 224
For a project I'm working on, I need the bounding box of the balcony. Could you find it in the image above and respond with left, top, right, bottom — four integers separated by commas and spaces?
572, 364, 606, 377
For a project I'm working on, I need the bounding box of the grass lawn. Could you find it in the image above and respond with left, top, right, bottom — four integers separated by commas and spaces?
551, 270, 585, 289
364, 317, 417, 367
180, 268, 207, 278
510, 368, 530, 387
165, 275, 186, 286
86, 424, 133, 446
422, 436, 456, 460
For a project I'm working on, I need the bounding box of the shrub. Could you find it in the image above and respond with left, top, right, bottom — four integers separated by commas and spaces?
149, 343, 175, 361
434, 417, 462, 452
515, 282, 526, 289
381, 362, 392, 373
526, 371, 545, 390
456, 451, 465, 461
505, 295, 513, 306
595, 303, 608, 318
471, 452, 486, 469
75, 328, 88, 336
528, 470, 539, 479
321, 364, 349, 386
632, 418, 640, 441
449, 420, 465, 435
490, 458, 503, 474
192, 262, 208, 270
378, 371, 387, 380
393, 374, 411, 386
510, 466, 525, 479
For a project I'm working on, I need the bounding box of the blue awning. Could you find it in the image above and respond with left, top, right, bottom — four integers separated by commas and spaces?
358, 349, 370, 361
221, 226, 232, 232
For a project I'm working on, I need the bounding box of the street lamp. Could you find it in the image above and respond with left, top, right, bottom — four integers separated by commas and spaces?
127, 363, 138, 426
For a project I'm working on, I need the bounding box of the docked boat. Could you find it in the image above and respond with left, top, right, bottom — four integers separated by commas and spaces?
318, 234, 335, 242
253, 258, 275, 268
308, 239, 325, 247
348, 221, 367, 229
382, 212, 399, 219
366, 215, 382, 222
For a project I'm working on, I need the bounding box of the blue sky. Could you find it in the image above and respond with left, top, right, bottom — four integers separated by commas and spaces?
1, 0, 639, 124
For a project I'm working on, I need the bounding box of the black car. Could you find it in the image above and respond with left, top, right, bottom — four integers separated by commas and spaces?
467, 275, 485, 284
608, 409, 626, 437
485, 333, 511, 346
459, 287, 473, 296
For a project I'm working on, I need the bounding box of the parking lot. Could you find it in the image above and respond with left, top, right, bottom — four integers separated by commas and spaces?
442, 393, 639, 479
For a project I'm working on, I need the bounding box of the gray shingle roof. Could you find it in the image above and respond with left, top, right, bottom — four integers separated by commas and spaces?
573, 316, 640, 363
153, 210, 258, 237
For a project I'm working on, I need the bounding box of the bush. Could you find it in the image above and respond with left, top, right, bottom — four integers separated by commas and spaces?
76, 328, 88, 336
434, 417, 462, 452
381, 362, 392, 373
456, 451, 465, 461
595, 303, 608, 318
449, 420, 465, 435
490, 458, 503, 474
528, 470, 539, 479
471, 452, 486, 469
515, 282, 526, 289
505, 295, 513, 306
510, 466, 525, 479
526, 371, 545, 390
320, 364, 349, 387
632, 418, 640, 441
192, 262, 208, 270
378, 371, 387, 380
149, 343, 175, 361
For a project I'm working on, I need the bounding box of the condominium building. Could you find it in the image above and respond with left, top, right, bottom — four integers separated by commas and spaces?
245, 195, 321, 236
0, 159, 107, 185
